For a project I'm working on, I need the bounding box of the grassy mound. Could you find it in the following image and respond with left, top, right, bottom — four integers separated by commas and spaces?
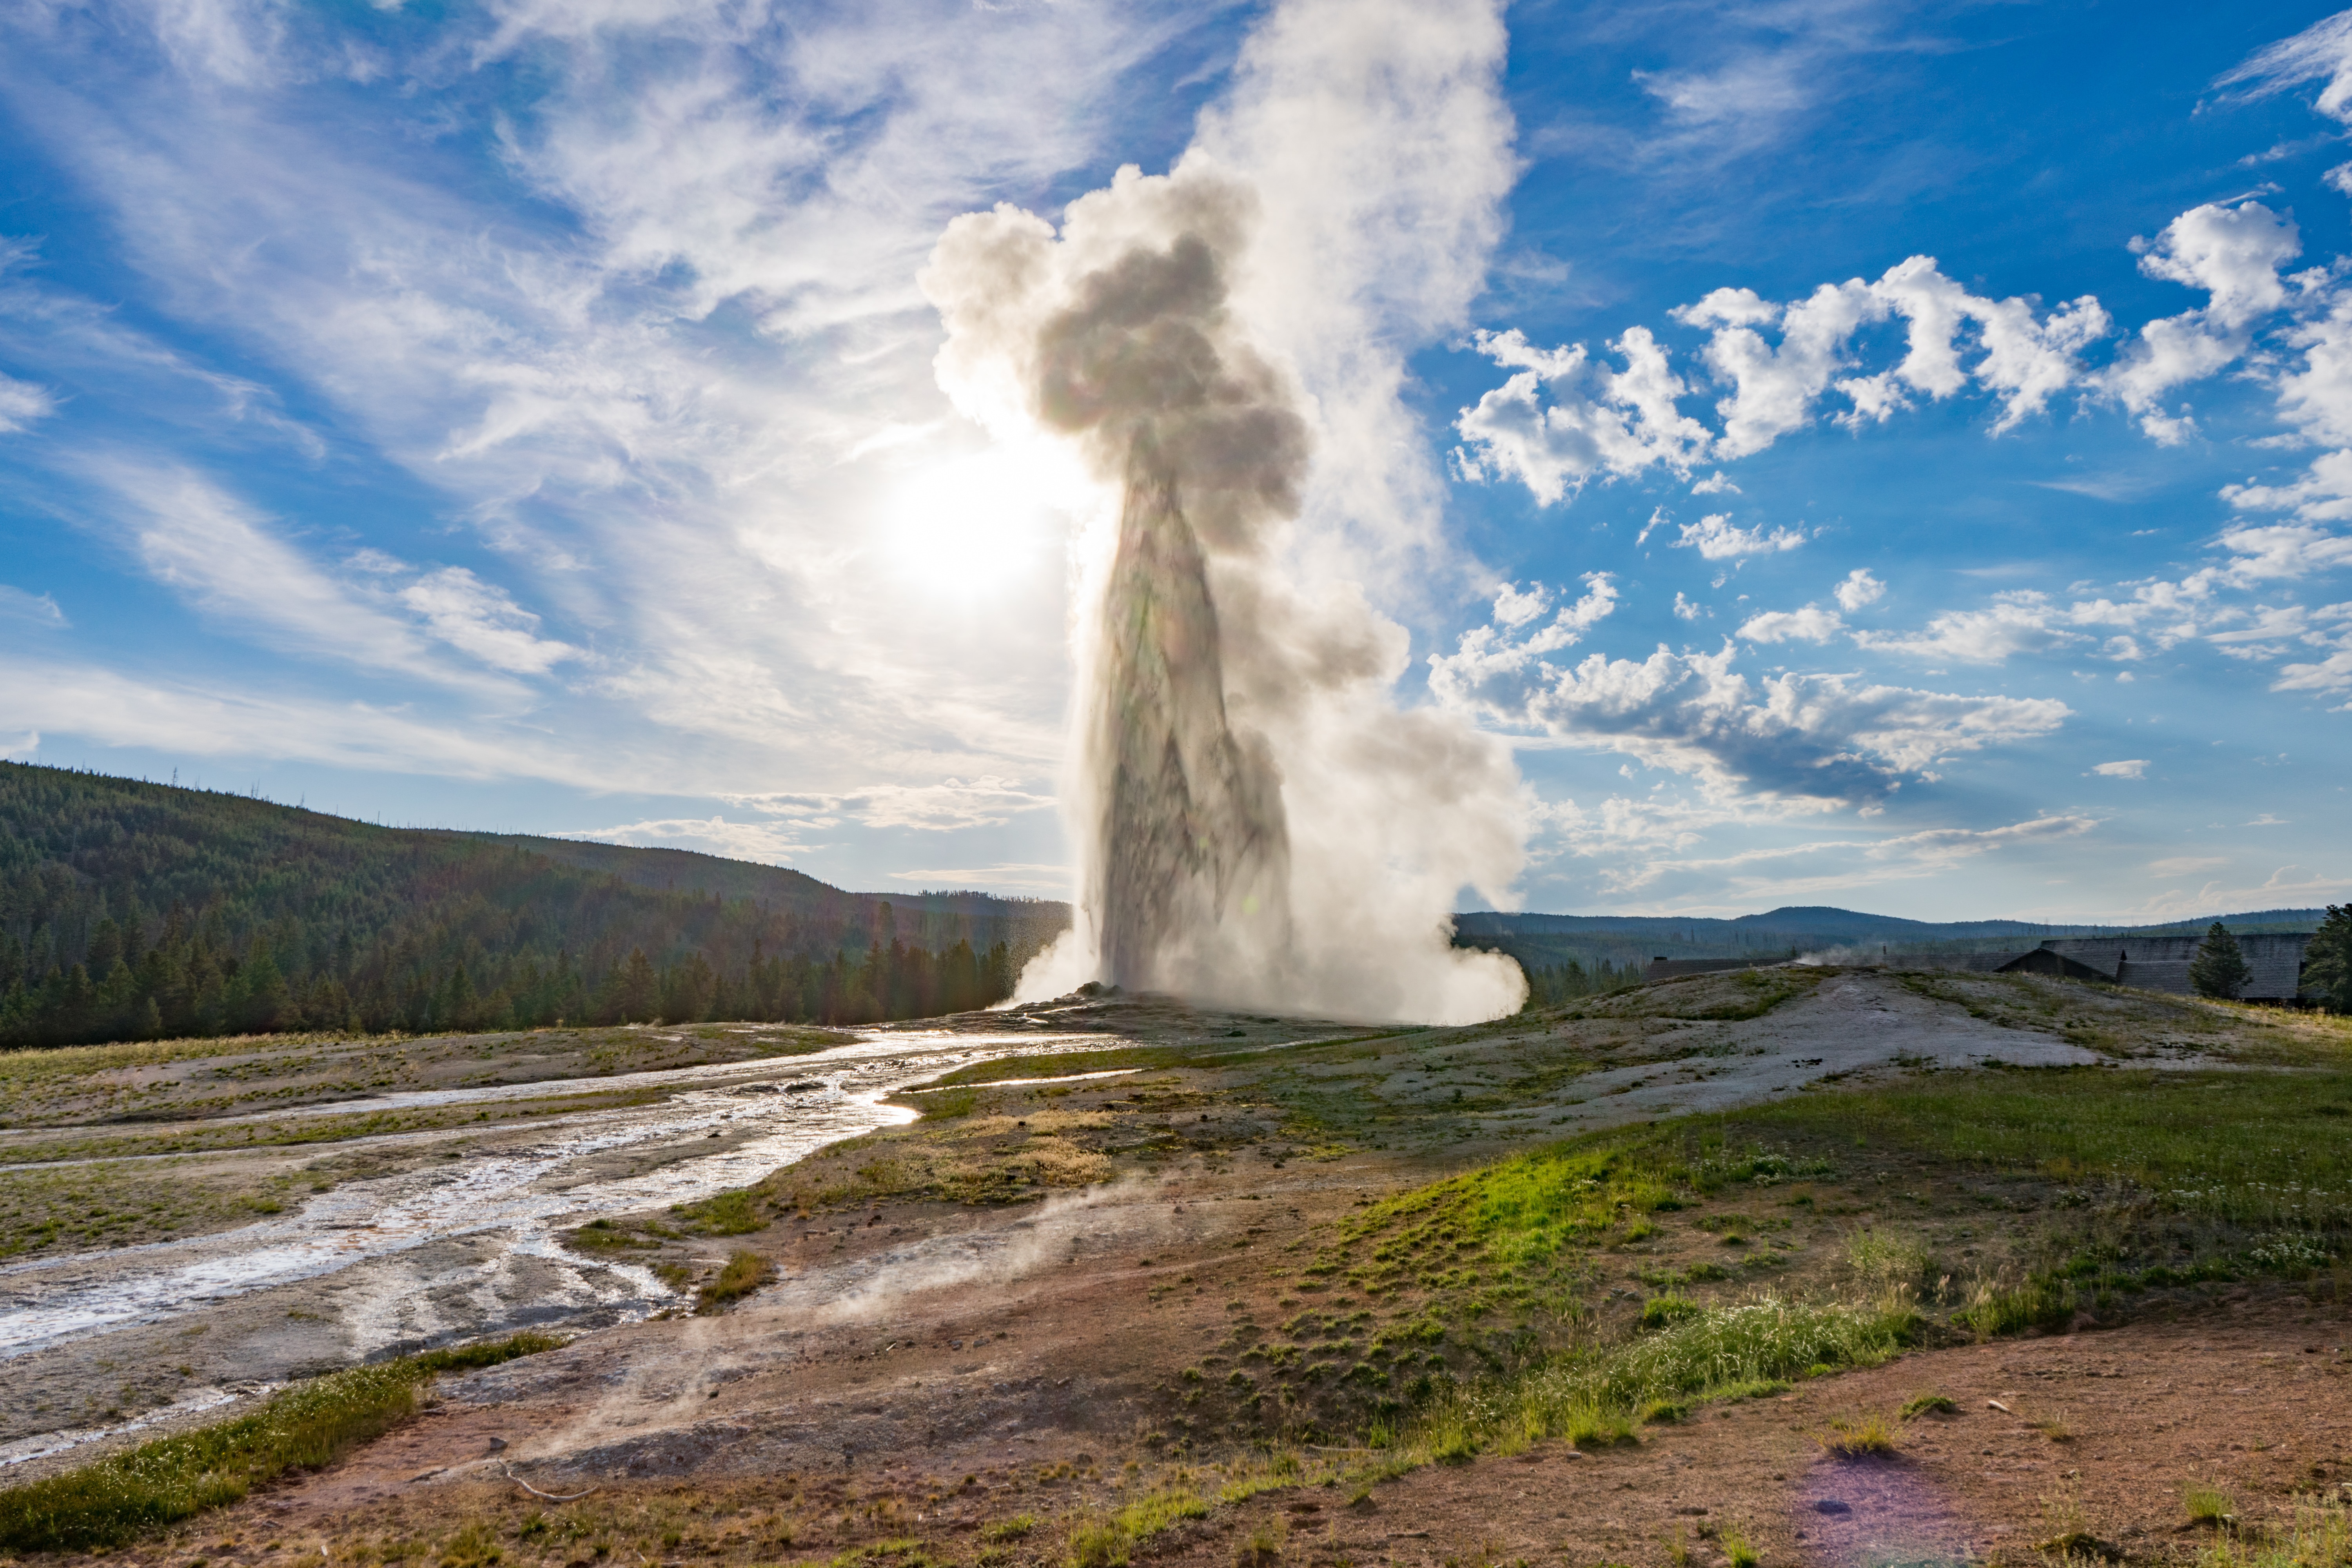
0, 1331, 561, 1552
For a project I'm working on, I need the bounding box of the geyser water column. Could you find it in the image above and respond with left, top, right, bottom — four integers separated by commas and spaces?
924, 158, 1528, 1023
1090, 439, 1291, 991
927, 169, 1309, 1000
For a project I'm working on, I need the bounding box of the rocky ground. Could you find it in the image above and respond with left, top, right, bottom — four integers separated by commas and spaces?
6, 968, 2348, 1568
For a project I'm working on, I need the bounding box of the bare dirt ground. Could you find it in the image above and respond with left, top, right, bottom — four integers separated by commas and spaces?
8, 968, 2349, 1568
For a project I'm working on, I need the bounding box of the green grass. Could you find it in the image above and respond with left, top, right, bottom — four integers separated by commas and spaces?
695, 1249, 774, 1312
1728, 1067, 2352, 1230
1065, 1488, 1208, 1568
2197, 1498, 2347, 1568
0, 1331, 561, 1552
674, 1190, 766, 1235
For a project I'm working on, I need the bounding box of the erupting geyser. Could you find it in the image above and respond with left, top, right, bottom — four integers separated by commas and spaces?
924, 160, 1527, 1024
1090, 441, 1292, 991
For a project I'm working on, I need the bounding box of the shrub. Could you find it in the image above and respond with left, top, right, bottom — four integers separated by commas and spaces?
1818, 1414, 1898, 1457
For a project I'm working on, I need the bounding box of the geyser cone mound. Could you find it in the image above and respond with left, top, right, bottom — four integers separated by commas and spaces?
1089, 447, 1291, 992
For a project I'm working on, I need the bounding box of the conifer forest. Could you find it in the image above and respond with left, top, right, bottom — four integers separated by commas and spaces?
0, 763, 1070, 1048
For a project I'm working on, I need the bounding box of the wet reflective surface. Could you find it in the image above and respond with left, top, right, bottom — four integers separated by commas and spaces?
0, 1028, 1106, 1443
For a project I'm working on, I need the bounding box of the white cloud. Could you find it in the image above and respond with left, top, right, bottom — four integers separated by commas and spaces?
398, 567, 579, 676
2090, 759, 2149, 779
95, 463, 458, 684
723, 777, 1055, 832
2215, 519, 2352, 580
2215, 9, 2352, 123
1672, 512, 1807, 560
1853, 592, 2081, 663
1833, 568, 1885, 611
2148, 855, 2226, 876
1673, 279, 1875, 458
883, 862, 1075, 893
1430, 634, 2070, 808
1862, 813, 2098, 863
0, 657, 595, 782
561, 815, 819, 864
1452, 325, 1710, 503
1844, 255, 2107, 433
2100, 202, 2301, 443
2275, 647, 2352, 694
1672, 590, 1708, 622
91, 463, 578, 690
0, 372, 55, 432
1423, 574, 1620, 711
1738, 604, 1842, 644
0, 584, 66, 628
1690, 470, 1738, 495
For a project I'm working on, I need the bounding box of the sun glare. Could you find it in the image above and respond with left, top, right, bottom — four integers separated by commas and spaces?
877, 442, 1090, 602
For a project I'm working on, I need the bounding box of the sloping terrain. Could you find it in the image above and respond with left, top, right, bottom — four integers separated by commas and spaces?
4, 969, 2347, 1568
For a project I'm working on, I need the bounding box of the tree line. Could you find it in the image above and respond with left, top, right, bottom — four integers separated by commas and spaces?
1515, 956, 1643, 1008
0, 763, 1058, 1049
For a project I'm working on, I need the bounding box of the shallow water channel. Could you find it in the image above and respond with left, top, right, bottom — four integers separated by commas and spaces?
0, 1027, 1109, 1466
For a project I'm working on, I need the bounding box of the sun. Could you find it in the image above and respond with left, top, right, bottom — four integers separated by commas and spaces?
874, 439, 1094, 603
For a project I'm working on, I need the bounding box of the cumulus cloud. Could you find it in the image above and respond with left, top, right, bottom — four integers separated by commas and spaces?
1837, 256, 2107, 433
1738, 604, 1842, 643
1833, 568, 1885, 611
1673, 512, 1807, 560
2091, 759, 2149, 779
1430, 633, 2069, 808
1418, 573, 1619, 712
1452, 325, 1710, 503
2100, 202, 2301, 443
1673, 280, 1875, 457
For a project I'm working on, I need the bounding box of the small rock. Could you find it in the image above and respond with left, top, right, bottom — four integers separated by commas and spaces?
1812, 1499, 1851, 1515
486, 1437, 508, 1452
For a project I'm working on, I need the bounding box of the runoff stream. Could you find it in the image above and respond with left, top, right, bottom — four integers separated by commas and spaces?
0, 1027, 1107, 1470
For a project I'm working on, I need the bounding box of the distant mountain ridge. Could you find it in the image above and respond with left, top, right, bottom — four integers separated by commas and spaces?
1456, 904, 2328, 944
1452, 903, 2330, 982
0, 762, 1070, 1048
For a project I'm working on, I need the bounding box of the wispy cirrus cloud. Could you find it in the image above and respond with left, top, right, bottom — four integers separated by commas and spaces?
0, 584, 65, 628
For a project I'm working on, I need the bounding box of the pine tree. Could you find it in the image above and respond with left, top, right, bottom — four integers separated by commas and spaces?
2189, 922, 2251, 1000
613, 949, 659, 1023
2305, 904, 2352, 1013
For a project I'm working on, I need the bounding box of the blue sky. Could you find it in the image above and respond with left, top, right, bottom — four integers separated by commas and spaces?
1, 0, 2348, 925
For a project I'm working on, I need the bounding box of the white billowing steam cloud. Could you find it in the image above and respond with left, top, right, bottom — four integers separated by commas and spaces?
920, 0, 1526, 1026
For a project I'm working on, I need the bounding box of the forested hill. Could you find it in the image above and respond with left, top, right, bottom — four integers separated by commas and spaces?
0, 762, 1070, 1048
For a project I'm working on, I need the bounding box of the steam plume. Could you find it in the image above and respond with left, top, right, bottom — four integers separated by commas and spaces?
924, 160, 1524, 1024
